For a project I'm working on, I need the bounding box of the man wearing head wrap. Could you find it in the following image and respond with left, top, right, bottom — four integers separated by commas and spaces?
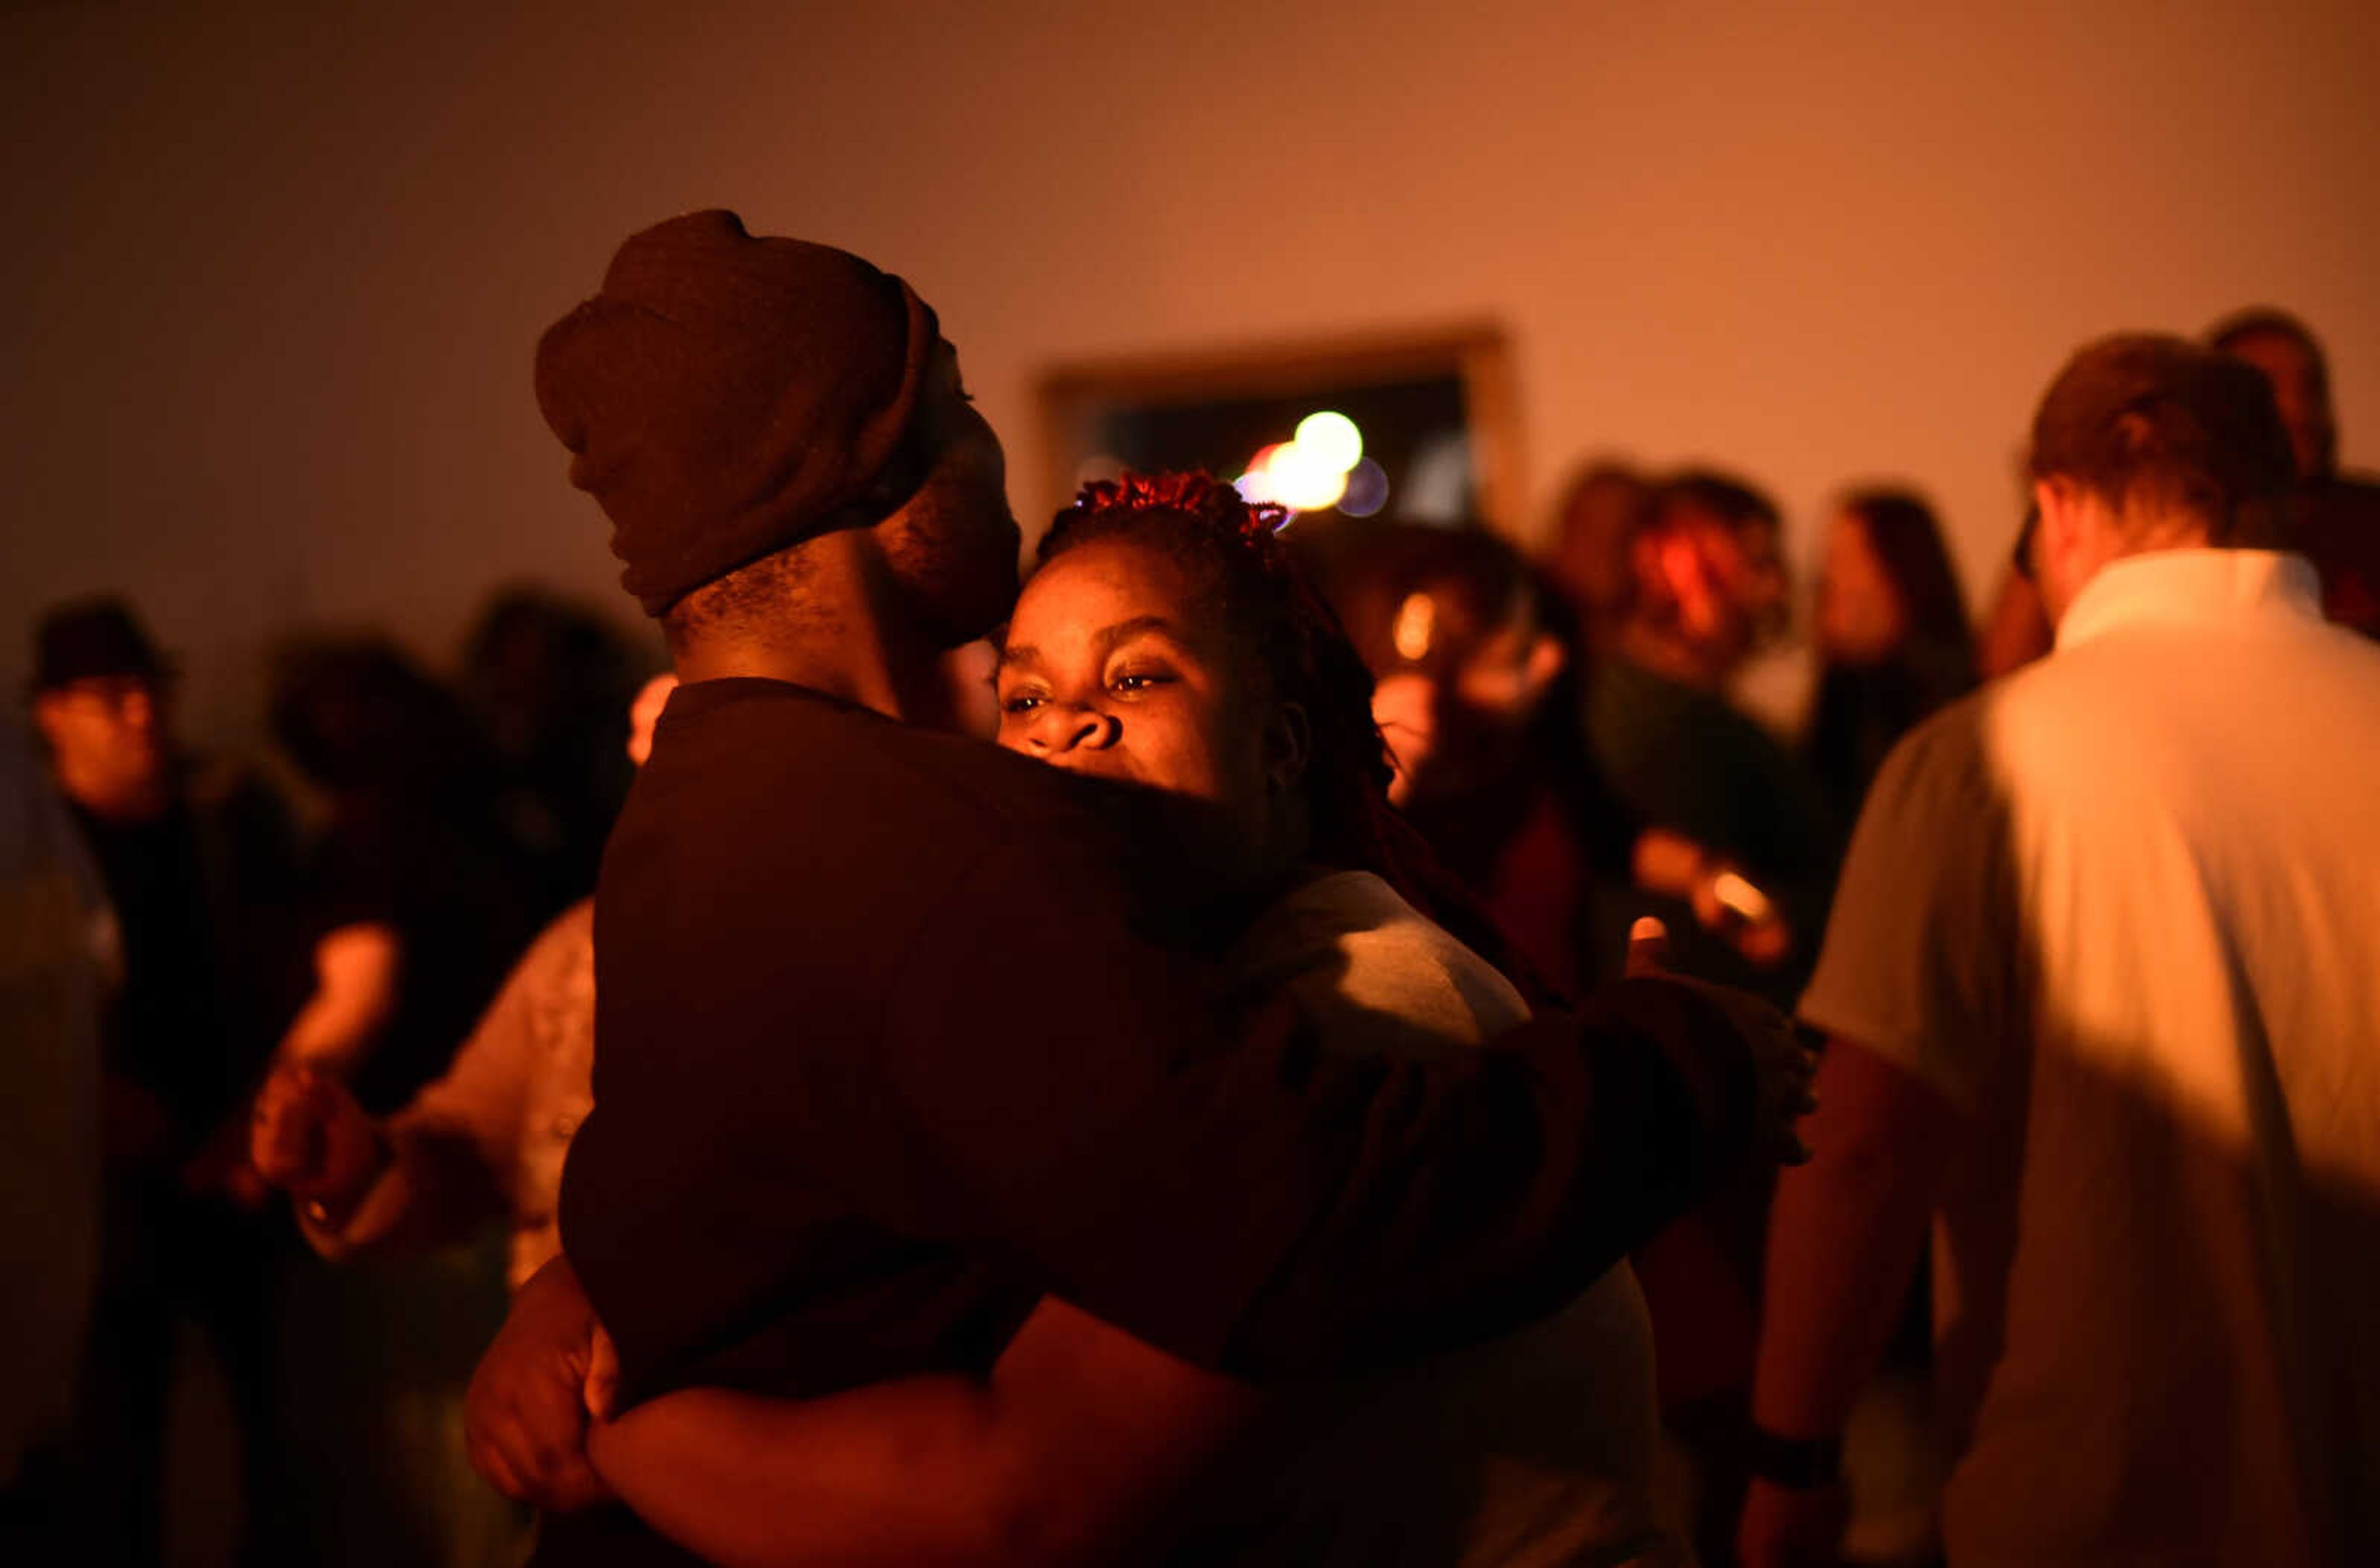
469, 211, 1812, 1566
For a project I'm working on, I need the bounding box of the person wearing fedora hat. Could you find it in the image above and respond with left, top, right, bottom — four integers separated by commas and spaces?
30, 597, 180, 826
27, 594, 302, 1567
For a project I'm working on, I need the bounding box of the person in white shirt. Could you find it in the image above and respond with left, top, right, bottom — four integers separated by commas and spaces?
1739, 332, 2380, 1568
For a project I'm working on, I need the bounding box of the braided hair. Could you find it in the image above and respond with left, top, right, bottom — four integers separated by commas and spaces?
1039, 472, 1562, 1008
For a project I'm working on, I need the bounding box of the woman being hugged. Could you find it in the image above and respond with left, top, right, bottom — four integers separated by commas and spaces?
588, 472, 1687, 1567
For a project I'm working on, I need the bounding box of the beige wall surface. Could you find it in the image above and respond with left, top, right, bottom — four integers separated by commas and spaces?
5, 0, 2375, 746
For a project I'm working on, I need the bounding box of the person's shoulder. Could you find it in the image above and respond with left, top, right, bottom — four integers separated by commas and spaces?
899, 720, 1124, 836
1237, 869, 1407, 964
1232, 871, 1530, 1055
1854, 685, 2003, 830
654, 677, 1111, 840
525, 896, 596, 969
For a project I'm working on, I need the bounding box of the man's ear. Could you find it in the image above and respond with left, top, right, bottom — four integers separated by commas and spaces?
1266, 702, 1311, 796
2034, 475, 2101, 559
29, 690, 68, 749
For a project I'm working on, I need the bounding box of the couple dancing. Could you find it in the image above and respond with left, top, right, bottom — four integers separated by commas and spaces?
469, 210, 1814, 1567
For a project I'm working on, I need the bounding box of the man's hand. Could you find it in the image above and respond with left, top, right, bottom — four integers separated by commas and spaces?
465, 1253, 612, 1512
1736, 1475, 1851, 1568
249, 1064, 382, 1202
1623, 917, 1817, 1165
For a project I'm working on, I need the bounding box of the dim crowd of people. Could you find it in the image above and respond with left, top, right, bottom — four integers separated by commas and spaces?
4, 208, 2376, 1568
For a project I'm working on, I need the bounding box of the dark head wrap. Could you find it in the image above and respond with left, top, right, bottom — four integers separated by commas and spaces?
534, 210, 941, 616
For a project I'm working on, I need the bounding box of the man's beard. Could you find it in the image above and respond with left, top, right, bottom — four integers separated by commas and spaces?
885, 508, 1023, 650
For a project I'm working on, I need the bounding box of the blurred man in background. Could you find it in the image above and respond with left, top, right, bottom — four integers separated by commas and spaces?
1743, 333, 2380, 1568
28, 596, 300, 1566
1981, 304, 2380, 681
2211, 306, 2380, 638
0, 717, 108, 1559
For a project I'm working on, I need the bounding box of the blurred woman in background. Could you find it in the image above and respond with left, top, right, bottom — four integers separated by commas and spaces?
1800, 489, 1978, 827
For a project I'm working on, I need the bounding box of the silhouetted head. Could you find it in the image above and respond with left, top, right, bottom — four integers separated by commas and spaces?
2209, 307, 2335, 483
2022, 332, 2298, 622
1542, 460, 1648, 623
1624, 469, 1788, 681
1817, 488, 1974, 677
1326, 522, 1571, 805
29, 596, 178, 819
536, 211, 1021, 656
269, 637, 497, 811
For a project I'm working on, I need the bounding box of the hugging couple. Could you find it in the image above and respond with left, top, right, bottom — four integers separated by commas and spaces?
468, 209, 1814, 1568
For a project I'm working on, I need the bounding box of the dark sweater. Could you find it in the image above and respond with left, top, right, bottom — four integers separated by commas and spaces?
543, 678, 1760, 1565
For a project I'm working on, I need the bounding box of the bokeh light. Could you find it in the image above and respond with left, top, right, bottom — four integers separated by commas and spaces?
1234, 413, 1367, 514
1233, 443, 1287, 506
1269, 443, 1352, 510
1294, 410, 1363, 474
1338, 456, 1391, 517
1711, 870, 1775, 924
1392, 591, 1438, 663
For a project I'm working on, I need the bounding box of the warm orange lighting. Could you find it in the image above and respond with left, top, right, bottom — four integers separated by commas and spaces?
1392, 591, 1438, 663
1234, 413, 1365, 514
1295, 410, 1362, 473
1269, 443, 1351, 511
1711, 870, 1774, 924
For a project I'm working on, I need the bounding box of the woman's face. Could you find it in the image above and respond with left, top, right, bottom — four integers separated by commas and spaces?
995, 537, 1279, 853
1816, 509, 1908, 662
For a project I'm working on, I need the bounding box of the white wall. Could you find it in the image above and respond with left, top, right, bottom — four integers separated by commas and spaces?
6, 0, 2375, 744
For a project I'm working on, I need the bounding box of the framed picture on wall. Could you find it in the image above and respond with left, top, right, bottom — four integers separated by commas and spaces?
1033, 323, 1522, 543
